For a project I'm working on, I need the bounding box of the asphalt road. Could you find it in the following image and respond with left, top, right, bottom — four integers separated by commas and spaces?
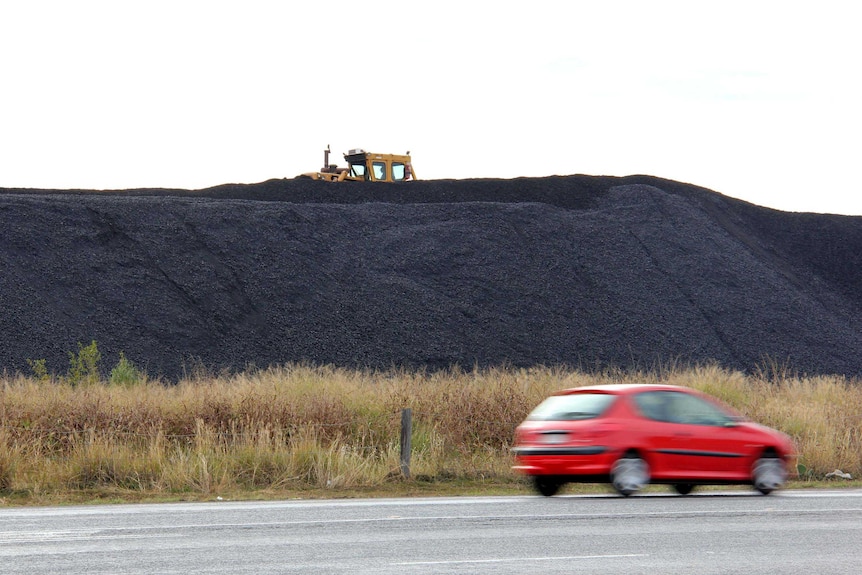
1, 490, 860, 574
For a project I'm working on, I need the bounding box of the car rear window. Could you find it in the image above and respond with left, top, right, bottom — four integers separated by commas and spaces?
526, 393, 616, 421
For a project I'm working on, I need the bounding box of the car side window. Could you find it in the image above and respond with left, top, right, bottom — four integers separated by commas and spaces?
672, 393, 735, 425
634, 391, 733, 426
633, 391, 674, 422
372, 161, 386, 180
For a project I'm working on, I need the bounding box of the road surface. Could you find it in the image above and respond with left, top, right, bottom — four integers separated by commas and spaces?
1, 490, 860, 574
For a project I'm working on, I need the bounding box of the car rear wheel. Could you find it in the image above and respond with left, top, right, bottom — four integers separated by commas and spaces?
611, 452, 649, 496
672, 483, 695, 495
752, 452, 786, 495
532, 476, 563, 497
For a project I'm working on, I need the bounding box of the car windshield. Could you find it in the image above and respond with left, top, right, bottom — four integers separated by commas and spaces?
526, 393, 616, 421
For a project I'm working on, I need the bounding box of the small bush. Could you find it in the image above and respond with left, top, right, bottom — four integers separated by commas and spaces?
110, 352, 144, 386
26, 358, 50, 382
67, 341, 102, 386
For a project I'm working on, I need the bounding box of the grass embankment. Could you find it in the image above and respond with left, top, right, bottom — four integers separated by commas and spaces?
1, 364, 860, 506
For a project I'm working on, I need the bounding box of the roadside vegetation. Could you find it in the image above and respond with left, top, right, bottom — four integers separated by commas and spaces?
1, 345, 860, 505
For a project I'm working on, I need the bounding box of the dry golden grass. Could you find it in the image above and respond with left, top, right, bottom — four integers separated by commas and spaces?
1, 363, 860, 504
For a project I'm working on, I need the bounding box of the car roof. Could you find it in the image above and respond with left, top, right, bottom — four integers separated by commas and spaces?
555, 383, 692, 395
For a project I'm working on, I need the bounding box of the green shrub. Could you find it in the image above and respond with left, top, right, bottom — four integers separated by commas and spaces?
67, 341, 102, 385
110, 352, 144, 386
26, 358, 50, 382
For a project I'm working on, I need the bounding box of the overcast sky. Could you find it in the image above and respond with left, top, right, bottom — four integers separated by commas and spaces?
2, 1, 859, 215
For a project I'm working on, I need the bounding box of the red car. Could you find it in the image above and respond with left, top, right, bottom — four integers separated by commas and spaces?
512, 384, 795, 496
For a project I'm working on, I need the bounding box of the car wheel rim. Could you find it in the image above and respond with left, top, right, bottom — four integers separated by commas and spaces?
753, 457, 786, 492
612, 457, 649, 495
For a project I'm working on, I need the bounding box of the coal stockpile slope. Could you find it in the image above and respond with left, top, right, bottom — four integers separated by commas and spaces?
2, 176, 861, 380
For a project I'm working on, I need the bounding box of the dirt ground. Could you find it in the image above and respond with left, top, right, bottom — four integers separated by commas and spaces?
2, 175, 861, 380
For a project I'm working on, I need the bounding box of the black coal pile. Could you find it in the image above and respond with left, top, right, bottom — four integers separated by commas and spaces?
2, 175, 861, 380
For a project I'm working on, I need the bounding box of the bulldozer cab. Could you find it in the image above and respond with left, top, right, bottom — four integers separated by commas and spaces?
344, 149, 414, 182
300, 147, 415, 182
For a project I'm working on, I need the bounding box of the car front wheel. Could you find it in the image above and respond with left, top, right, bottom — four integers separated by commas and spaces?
611, 453, 650, 496
752, 453, 787, 495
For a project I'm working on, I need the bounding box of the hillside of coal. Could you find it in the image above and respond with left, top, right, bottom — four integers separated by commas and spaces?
2, 175, 862, 381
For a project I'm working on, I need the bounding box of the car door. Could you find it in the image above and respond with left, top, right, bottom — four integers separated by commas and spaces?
629, 391, 701, 478
662, 391, 750, 478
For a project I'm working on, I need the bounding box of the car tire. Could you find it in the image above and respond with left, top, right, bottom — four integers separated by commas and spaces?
533, 476, 562, 497
672, 483, 695, 495
611, 452, 649, 496
752, 452, 787, 495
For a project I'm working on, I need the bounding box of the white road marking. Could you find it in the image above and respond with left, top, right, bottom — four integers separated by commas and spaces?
396, 553, 649, 566
2, 490, 862, 519
0, 529, 168, 544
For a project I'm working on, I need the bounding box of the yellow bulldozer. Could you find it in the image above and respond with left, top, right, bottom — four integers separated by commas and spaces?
299, 146, 415, 182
